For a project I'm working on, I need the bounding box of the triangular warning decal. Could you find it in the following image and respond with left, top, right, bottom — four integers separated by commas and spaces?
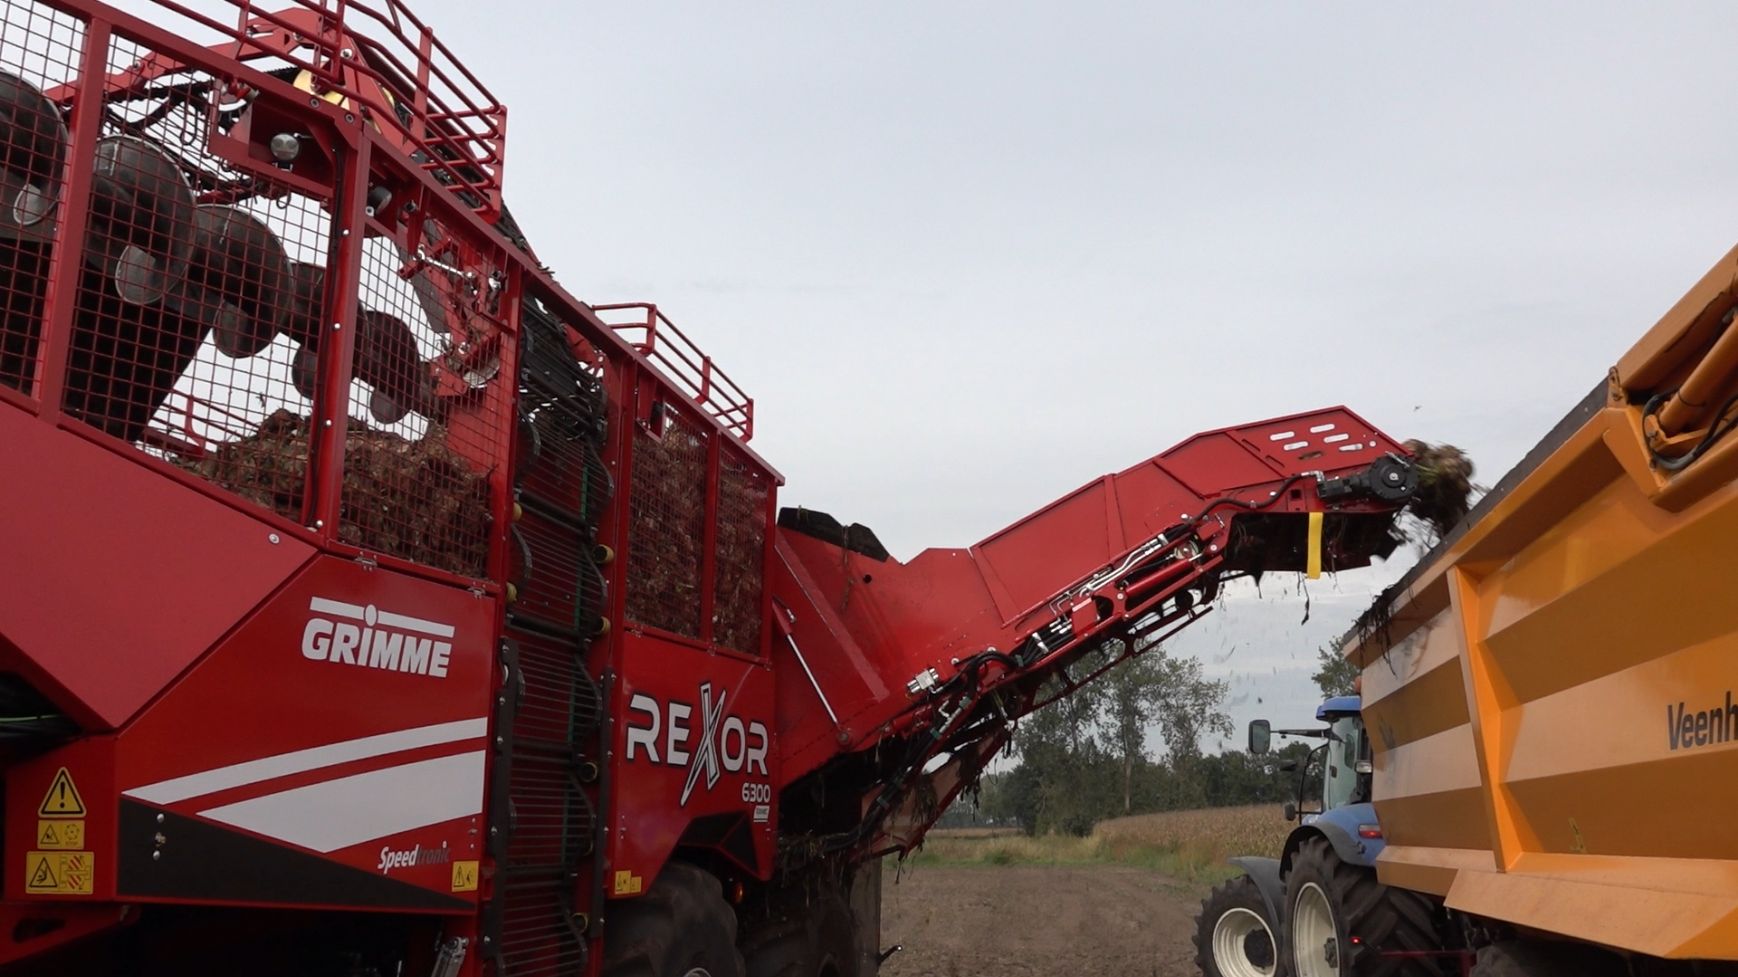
27, 856, 57, 891
38, 768, 86, 817
39, 824, 59, 845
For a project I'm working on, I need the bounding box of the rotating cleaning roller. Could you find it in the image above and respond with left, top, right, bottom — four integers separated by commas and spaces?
0, 69, 67, 391
183, 205, 294, 359
355, 308, 435, 423
86, 134, 195, 306
283, 261, 436, 422
0, 69, 67, 239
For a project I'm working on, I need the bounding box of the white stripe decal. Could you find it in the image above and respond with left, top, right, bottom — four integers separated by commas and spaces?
197, 751, 486, 853
125, 717, 488, 805
306, 597, 454, 638
309, 597, 366, 619
376, 609, 455, 638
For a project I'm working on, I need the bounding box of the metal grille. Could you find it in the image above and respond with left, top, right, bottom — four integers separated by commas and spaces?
517, 318, 610, 532
627, 409, 707, 638
30, 26, 506, 575
517, 426, 611, 533
713, 450, 768, 653
495, 877, 585, 977
502, 749, 595, 870
338, 228, 505, 576
0, 0, 80, 397
510, 630, 602, 748
62, 30, 224, 444
38, 29, 345, 531
511, 505, 607, 639
492, 294, 612, 977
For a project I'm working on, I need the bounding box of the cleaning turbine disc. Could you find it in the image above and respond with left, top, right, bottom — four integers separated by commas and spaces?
290, 339, 318, 401
356, 308, 432, 423
0, 69, 67, 238
185, 205, 293, 358
284, 260, 324, 346
87, 134, 195, 306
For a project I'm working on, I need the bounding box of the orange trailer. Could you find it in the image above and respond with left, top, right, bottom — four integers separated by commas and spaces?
1352, 244, 1738, 971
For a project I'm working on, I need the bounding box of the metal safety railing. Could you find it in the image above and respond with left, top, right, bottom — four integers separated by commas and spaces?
592, 302, 755, 442
79, 0, 507, 216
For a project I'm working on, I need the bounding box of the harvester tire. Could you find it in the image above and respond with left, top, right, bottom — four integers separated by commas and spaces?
742, 887, 858, 977
1470, 941, 1628, 977
1194, 875, 1282, 977
1284, 836, 1438, 977
603, 861, 746, 977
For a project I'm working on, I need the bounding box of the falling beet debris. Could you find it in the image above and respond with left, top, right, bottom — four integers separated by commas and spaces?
1400, 439, 1479, 543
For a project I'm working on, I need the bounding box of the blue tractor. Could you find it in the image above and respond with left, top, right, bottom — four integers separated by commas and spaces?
1193, 696, 1444, 977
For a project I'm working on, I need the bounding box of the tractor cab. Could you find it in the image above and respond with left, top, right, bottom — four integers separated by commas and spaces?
1316, 696, 1372, 815
1247, 696, 1374, 829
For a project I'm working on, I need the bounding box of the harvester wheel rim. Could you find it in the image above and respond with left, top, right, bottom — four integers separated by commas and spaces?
1211, 905, 1277, 977
1292, 881, 1340, 977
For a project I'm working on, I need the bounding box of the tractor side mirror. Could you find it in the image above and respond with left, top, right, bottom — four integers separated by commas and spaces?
1248, 719, 1271, 755
1283, 801, 1297, 822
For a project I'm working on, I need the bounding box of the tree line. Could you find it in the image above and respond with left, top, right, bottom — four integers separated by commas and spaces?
939, 636, 1353, 835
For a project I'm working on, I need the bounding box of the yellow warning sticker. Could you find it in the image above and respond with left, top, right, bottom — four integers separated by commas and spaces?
36, 820, 84, 850
612, 870, 644, 896
38, 768, 86, 818
451, 860, 479, 893
24, 850, 94, 895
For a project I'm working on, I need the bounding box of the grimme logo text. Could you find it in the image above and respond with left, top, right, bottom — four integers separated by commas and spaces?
302, 597, 455, 679
1666, 691, 1738, 751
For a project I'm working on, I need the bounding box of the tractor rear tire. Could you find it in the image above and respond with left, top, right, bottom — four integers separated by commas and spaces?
603, 861, 746, 977
1284, 836, 1438, 977
1194, 875, 1282, 977
1471, 941, 1628, 977
742, 887, 859, 977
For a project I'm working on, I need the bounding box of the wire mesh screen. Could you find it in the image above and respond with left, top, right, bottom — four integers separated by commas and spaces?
44, 29, 341, 532
32, 27, 509, 577
626, 408, 708, 638
713, 450, 768, 653
496, 874, 587, 977
502, 747, 596, 869
0, 0, 81, 397
517, 300, 611, 530
340, 228, 505, 577
510, 631, 603, 750
510, 505, 607, 638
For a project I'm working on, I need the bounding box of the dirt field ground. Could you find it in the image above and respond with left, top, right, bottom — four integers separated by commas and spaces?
880, 863, 1206, 977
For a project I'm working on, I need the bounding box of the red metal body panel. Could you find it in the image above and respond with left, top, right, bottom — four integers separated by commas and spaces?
111, 556, 497, 904
4, 556, 497, 908
0, 405, 316, 728
609, 635, 777, 890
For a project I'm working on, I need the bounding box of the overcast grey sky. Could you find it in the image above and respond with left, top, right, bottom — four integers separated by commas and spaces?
428, 2, 1734, 544
404, 2, 1738, 749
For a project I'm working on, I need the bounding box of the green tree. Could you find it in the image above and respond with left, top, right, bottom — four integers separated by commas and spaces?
1146, 650, 1232, 810
1312, 634, 1359, 698
1099, 649, 1165, 815
1005, 679, 1112, 835
1149, 651, 1234, 763
994, 642, 1254, 834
